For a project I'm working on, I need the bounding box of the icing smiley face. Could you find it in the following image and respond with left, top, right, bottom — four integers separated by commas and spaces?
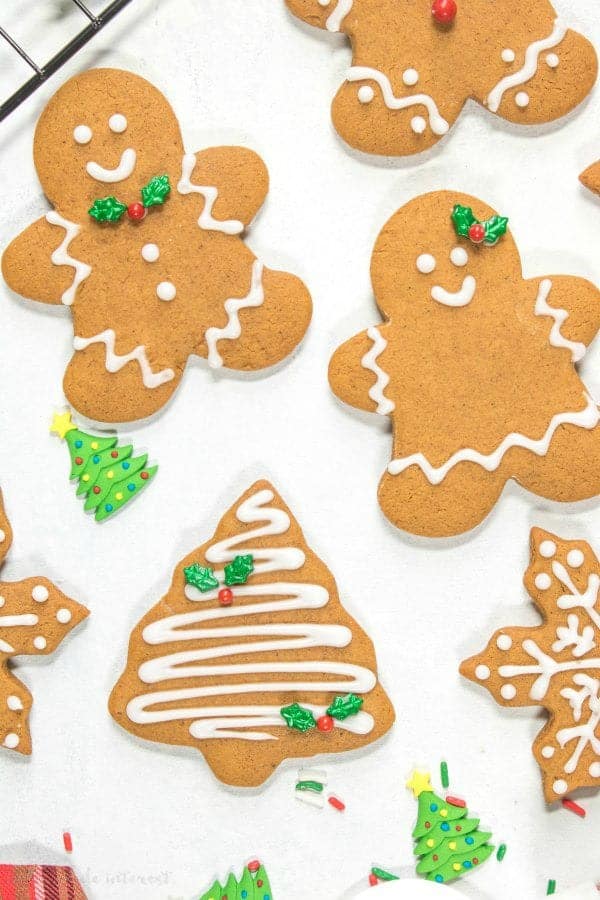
415, 241, 477, 308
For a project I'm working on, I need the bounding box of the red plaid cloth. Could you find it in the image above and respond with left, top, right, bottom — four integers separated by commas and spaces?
0, 866, 86, 900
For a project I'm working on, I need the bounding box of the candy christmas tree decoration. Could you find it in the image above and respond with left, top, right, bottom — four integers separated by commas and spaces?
285, 0, 597, 157
0, 492, 88, 755
407, 770, 493, 884
328, 190, 600, 537
1, 68, 312, 424
109, 480, 394, 786
51, 410, 157, 522
198, 861, 272, 900
580, 161, 600, 198
461, 530, 600, 803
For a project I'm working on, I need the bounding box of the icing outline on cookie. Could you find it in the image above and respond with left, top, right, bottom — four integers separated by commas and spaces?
178, 153, 244, 235
45, 211, 92, 306
205, 259, 265, 369
346, 67, 450, 135
361, 327, 395, 415
534, 279, 586, 362
86, 147, 137, 183
73, 329, 175, 389
431, 275, 476, 307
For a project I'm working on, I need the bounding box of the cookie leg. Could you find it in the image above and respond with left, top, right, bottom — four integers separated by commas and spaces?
514, 421, 600, 502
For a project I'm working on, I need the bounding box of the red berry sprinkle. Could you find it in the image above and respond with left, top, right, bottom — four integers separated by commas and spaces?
368, 874, 378, 886
93, 486, 101, 495
468, 223, 486, 244
257, 880, 263, 888
317, 714, 335, 733
473, 858, 479, 865
219, 588, 234, 606
75, 457, 83, 465
141, 471, 149, 480
127, 202, 146, 221
431, 0, 457, 25
111, 450, 119, 458
247, 860, 260, 873
425, 821, 431, 829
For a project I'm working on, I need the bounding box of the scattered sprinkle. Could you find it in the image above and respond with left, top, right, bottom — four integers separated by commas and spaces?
296, 780, 324, 793
547, 880, 556, 895
562, 798, 586, 818
440, 761, 449, 789
368, 873, 378, 886
295, 791, 324, 808
446, 795, 466, 808
496, 843, 507, 862
371, 867, 399, 882
62, 832, 72, 853
328, 794, 345, 812
298, 767, 327, 783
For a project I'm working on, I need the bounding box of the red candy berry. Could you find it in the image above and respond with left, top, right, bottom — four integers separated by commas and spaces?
369, 874, 378, 886
74, 456, 83, 465
257, 881, 263, 888
93, 486, 101, 495
111, 450, 119, 458
218, 588, 234, 606
141, 471, 149, 480
317, 714, 334, 733
431, 0, 457, 24
247, 860, 260, 873
468, 223, 486, 244
127, 202, 146, 221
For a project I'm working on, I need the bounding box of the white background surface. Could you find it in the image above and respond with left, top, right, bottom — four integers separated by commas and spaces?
1, 1, 600, 898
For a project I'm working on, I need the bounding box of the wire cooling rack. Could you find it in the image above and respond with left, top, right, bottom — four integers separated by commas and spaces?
0, 0, 133, 122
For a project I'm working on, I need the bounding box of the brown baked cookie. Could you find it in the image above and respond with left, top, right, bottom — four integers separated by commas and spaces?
461, 528, 600, 803
580, 161, 600, 197
109, 480, 394, 786
2, 68, 312, 424
329, 190, 600, 538
285, 0, 597, 156
0, 491, 88, 755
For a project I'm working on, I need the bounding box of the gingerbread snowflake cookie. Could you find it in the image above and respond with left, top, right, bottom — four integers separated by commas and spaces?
109, 480, 394, 786
1, 68, 312, 423
0, 492, 88, 755
461, 529, 600, 803
285, 0, 597, 156
329, 190, 600, 537
580, 161, 600, 197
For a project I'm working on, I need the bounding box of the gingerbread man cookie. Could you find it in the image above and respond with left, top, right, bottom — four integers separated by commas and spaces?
285, 0, 597, 156
461, 529, 600, 803
329, 191, 600, 537
0, 491, 88, 755
2, 69, 312, 423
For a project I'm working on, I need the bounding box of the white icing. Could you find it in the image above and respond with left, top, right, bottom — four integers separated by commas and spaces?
6, 695, 22, 711
33, 636, 46, 650
141, 243, 160, 263
346, 67, 449, 135
534, 279, 586, 362
535, 572, 552, 590
126, 488, 377, 741
388, 393, 599, 483
0, 530, 4, 543
501, 49, 516, 63
205, 259, 264, 369
45, 211, 92, 306
358, 86, 375, 104
486, 19, 567, 112
361, 327, 395, 416
177, 153, 244, 235
86, 148, 136, 183
590, 761, 600, 777
108, 113, 127, 133
322, 0, 353, 32
0, 597, 4, 607
56, 608, 72, 624
546, 53, 559, 68
3, 733, 19, 749
539, 540, 557, 558
73, 125, 92, 145
541, 745, 555, 758
403, 69, 419, 86
515, 91, 530, 108
501, 683, 517, 700
32, 585, 48, 603
430, 275, 476, 307
73, 329, 175, 389
553, 778, 568, 794
450, 247, 468, 267
475, 665, 490, 680
497, 634, 512, 651
0, 613, 39, 654
416, 253, 436, 274
411, 116, 427, 134
156, 281, 176, 301
567, 549, 585, 568
296, 791, 324, 808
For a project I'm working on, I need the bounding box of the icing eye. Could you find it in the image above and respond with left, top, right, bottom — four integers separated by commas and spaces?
416, 253, 436, 274
156, 281, 176, 301
73, 124, 92, 145
450, 247, 468, 267
109, 113, 128, 133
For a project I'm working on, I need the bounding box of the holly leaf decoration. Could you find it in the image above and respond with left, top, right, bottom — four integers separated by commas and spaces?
183, 563, 219, 592
326, 693, 364, 720
224, 553, 254, 586
280, 702, 317, 732
483, 215, 509, 245
88, 196, 127, 223
451, 204, 477, 237
141, 174, 171, 209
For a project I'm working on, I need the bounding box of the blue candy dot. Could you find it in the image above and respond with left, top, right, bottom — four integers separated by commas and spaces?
264, 895, 270, 900
93, 455, 100, 464
430, 803, 438, 812
435, 875, 443, 883
441, 823, 450, 832
122, 461, 130, 470
241, 892, 247, 899
127, 483, 135, 492
105, 504, 113, 512
463, 861, 472, 869
74, 440, 82, 448
466, 836, 474, 845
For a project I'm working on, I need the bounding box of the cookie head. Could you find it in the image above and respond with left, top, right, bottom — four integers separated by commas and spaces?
33, 68, 183, 218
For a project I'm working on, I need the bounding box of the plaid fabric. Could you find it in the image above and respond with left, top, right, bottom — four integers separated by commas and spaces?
0, 867, 86, 900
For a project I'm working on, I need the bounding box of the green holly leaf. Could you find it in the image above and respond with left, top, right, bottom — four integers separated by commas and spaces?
451, 204, 478, 237
88, 196, 127, 223
326, 693, 364, 720
183, 563, 219, 592
141, 174, 171, 208
483, 215, 509, 245
224, 553, 254, 586
280, 702, 317, 732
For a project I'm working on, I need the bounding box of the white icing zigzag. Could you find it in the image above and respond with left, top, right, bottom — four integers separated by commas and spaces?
534, 279, 586, 362
205, 259, 265, 369
45, 211, 92, 306
346, 67, 450, 135
126, 488, 377, 741
361, 326, 395, 415
177, 153, 244, 235
73, 329, 175, 389
319, 0, 353, 32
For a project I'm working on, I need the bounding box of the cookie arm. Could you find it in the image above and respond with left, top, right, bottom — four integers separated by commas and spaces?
285, 0, 350, 31
329, 328, 393, 414
178, 147, 269, 229
536, 275, 600, 351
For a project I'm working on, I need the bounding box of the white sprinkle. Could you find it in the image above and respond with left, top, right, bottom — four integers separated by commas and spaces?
475, 664, 490, 681
535, 573, 552, 590
32, 585, 49, 603
295, 791, 324, 808
539, 540, 556, 558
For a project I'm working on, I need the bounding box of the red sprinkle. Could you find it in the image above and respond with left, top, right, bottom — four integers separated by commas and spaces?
218, 588, 234, 607
63, 832, 73, 853
328, 795, 345, 812
446, 795, 466, 808
368, 874, 378, 886
74, 457, 83, 466
141, 471, 149, 480
562, 798, 586, 818
247, 860, 260, 873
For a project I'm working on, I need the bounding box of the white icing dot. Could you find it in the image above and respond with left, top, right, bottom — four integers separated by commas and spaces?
156, 281, 176, 301
496, 634, 512, 651
318, 0, 330, 5
589, 762, 600, 778
73, 125, 92, 145
33, 636, 47, 650
553, 778, 568, 795
32, 585, 49, 603
501, 683, 517, 700
56, 608, 72, 624
402, 68, 419, 86
109, 113, 127, 133
535, 573, 552, 590
515, 91, 530, 108
0, 529, 5, 542
141, 243, 160, 263
567, 549, 584, 568
7, 695, 22, 711
546, 53, 559, 68
450, 247, 468, 267
539, 540, 557, 558
541, 746, 555, 759
475, 664, 490, 681
416, 253, 436, 274
501, 48, 515, 63
357, 85, 374, 104
411, 116, 427, 134
0, 596, 4, 608
3, 733, 19, 749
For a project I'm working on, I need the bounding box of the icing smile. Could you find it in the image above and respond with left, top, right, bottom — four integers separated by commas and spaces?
86, 147, 137, 183
431, 275, 476, 307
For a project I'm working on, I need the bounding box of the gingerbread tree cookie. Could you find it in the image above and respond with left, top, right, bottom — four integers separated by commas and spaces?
1, 68, 312, 424
285, 0, 597, 156
580, 161, 600, 197
109, 480, 394, 786
0, 492, 88, 755
329, 190, 600, 537
461, 529, 600, 803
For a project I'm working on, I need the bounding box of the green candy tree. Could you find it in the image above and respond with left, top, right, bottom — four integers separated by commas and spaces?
407, 770, 493, 885
51, 411, 157, 522
199, 861, 272, 900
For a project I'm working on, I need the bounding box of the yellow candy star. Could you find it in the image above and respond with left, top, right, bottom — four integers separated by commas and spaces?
406, 770, 433, 798
50, 411, 76, 440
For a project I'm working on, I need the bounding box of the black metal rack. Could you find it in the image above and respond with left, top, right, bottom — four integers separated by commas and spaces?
0, 0, 133, 122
